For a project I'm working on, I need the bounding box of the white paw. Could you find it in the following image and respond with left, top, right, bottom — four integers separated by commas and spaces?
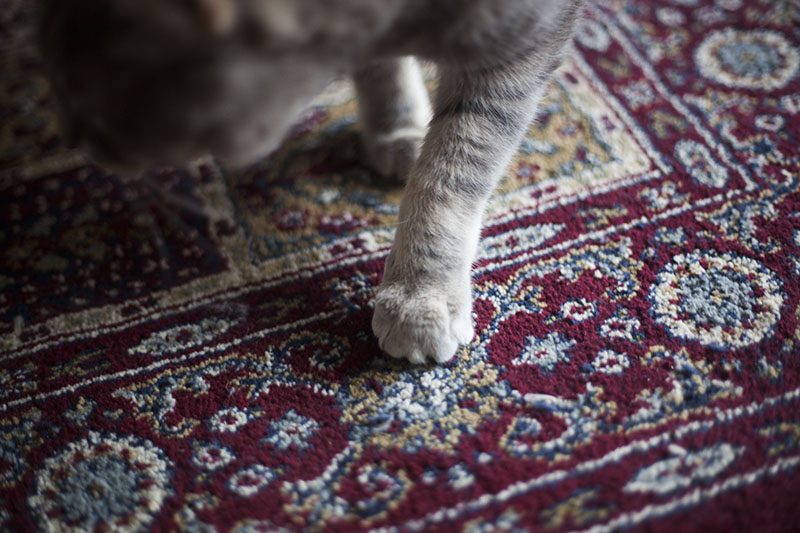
372, 282, 474, 364
363, 128, 425, 182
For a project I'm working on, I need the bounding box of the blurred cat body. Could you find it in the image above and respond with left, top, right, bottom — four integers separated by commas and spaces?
38, 0, 584, 364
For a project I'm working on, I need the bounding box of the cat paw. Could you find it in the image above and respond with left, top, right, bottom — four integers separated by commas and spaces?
372, 282, 474, 364
363, 128, 425, 182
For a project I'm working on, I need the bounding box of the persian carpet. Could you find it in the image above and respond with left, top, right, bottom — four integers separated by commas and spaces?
2, 0, 800, 531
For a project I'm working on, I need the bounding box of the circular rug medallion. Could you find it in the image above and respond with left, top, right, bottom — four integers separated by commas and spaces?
29, 432, 172, 532
649, 250, 783, 348
695, 29, 799, 90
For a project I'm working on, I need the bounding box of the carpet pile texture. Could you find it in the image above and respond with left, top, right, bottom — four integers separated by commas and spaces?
2, 0, 800, 531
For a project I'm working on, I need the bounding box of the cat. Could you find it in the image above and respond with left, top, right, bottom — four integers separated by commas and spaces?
37, 0, 584, 364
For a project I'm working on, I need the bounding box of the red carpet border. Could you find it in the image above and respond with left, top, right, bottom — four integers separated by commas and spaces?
1, 0, 800, 531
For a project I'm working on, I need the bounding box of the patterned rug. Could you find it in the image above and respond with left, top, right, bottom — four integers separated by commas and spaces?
2, 0, 800, 531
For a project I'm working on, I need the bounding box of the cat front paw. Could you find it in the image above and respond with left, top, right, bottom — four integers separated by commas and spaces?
371, 282, 474, 364
363, 128, 425, 182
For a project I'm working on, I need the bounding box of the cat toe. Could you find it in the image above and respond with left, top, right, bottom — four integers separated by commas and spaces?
451, 310, 475, 347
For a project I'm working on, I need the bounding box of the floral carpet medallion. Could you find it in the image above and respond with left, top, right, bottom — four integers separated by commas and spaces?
2, 0, 800, 531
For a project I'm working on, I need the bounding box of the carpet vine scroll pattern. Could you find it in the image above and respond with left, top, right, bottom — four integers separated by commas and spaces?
2, 0, 800, 531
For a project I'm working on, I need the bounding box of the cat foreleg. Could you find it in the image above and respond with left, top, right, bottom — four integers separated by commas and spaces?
354, 57, 431, 181
372, 52, 566, 364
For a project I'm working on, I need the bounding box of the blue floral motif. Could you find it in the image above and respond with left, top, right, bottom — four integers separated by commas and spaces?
504, 416, 544, 457
345, 364, 468, 442
639, 181, 690, 211
353, 463, 411, 517
560, 298, 598, 323
620, 80, 656, 109
599, 308, 642, 343
263, 410, 320, 451
228, 465, 278, 497
28, 432, 171, 532
698, 199, 779, 253
192, 442, 235, 471
513, 332, 577, 373
209, 407, 262, 433
674, 140, 729, 188
590, 350, 631, 375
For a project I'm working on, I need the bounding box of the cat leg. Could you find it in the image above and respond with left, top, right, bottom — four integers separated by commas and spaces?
372, 48, 572, 364
353, 57, 431, 181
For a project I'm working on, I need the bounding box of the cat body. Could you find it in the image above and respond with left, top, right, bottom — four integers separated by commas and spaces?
38, 0, 584, 364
